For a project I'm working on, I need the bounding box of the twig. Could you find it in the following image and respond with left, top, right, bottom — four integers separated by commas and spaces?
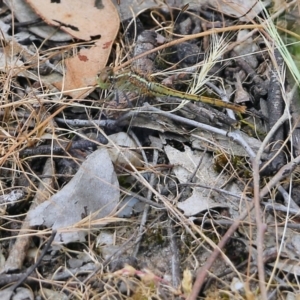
142, 104, 256, 158
277, 184, 299, 211
158, 96, 238, 127
188, 207, 251, 300
256, 85, 292, 168
177, 183, 252, 201
128, 129, 148, 164
246, 50, 291, 299
167, 219, 181, 289
259, 154, 300, 198
262, 201, 300, 215
55, 117, 117, 128
120, 187, 165, 209
132, 148, 158, 256
249, 46, 292, 298
252, 158, 268, 299
178, 148, 207, 200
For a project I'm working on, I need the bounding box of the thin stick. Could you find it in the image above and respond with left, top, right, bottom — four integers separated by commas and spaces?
10, 230, 56, 292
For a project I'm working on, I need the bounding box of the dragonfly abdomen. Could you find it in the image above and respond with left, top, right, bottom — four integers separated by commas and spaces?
141, 76, 247, 113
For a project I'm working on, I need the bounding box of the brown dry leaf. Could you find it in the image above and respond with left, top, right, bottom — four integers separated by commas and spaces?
26, 0, 120, 98
107, 132, 143, 169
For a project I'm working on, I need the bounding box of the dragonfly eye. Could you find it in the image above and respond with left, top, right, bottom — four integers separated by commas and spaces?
97, 67, 114, 89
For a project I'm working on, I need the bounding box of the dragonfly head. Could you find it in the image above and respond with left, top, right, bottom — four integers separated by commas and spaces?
97, 67, 114, 90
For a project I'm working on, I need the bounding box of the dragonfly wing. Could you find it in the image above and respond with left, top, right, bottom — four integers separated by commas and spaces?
132, 30, 160, 75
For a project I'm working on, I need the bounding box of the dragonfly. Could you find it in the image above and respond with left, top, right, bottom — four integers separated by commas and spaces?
97, 67, 247, 114
97, 28, 247, 115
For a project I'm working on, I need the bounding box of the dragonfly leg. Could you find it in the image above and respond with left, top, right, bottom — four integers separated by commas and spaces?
123, 92, 133, 108
115, 90, 120, 105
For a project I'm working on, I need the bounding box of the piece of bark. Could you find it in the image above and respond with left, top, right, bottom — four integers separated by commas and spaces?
290, 86, 300, 156
262, 49, 286, 174
1, 159, 55, 273
132, 30, 164, 76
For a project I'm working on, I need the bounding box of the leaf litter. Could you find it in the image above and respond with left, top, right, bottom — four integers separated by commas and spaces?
1, 0, 300, 299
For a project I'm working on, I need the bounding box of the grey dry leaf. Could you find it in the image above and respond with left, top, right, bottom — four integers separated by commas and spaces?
233, 30, 260, 69
4, 0, 72, 42
268, 260, 300, 276
0, 20, 63, 88
0, 287, 34, 300
41, 288, 68, 300
164, 145, 229, 216
28, 148, 120, 244
111, 0, 163, 22
208, 0, 271, 22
